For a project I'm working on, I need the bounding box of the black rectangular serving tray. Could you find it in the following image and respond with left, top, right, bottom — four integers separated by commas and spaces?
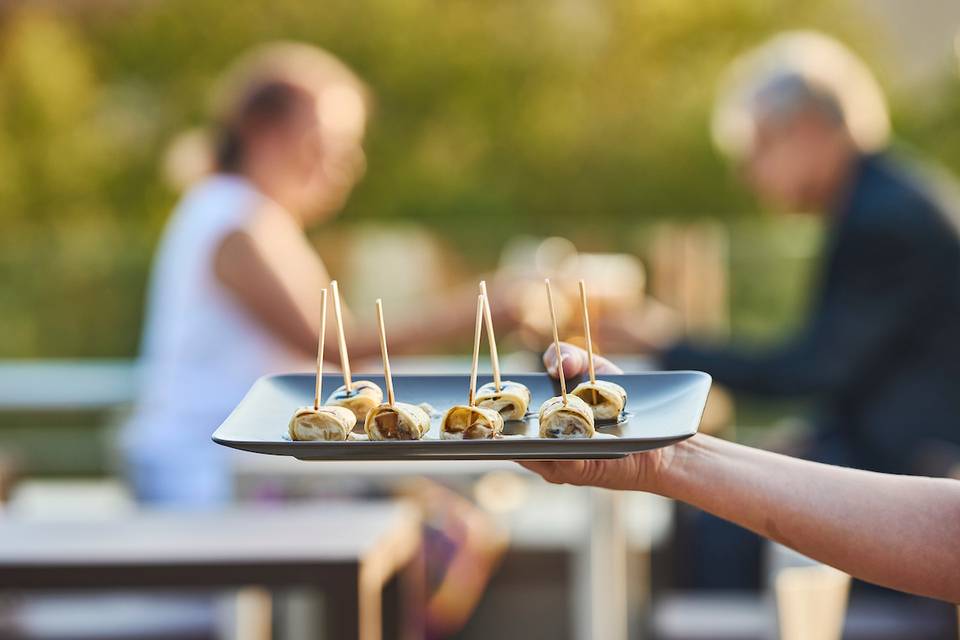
213, 372, 710, 461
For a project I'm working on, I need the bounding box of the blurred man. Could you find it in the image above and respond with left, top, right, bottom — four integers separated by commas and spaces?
548, 32, 960, 590
672, 31, 960, 478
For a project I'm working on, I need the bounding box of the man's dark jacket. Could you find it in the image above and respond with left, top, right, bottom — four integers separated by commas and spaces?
663, 153, 960, 473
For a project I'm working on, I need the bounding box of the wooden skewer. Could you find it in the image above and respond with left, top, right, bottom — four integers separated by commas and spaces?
544, 279, 568, 405
469, 293, 485, 407
578, 279, 598, 404
314, 289, 328, 410
579, 279, 597, 384
330, 280, 352, 392
375, 299, 396, 407
478, 281, 502, 392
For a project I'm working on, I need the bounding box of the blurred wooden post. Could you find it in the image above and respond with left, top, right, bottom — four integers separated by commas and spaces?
650, 222, 733, 436
573, 489, 628, 640
234, 587, 272, 640
775, 565, 850, 640
0, 454, 18, 506
649, 222, 729, 338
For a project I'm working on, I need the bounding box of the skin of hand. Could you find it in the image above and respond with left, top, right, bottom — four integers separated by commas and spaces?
534, 344, 668, 490
520, 450, 666, 493
594, 298, 684, 353
521, 433, 960, 603
533, 348, 960, 602
542, 341, 623, 380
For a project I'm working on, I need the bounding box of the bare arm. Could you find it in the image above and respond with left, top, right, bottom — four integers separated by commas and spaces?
664, 436, 960, 602
523, 435, 960, 602
214, 205, 522, 362
214, 206, 329, 357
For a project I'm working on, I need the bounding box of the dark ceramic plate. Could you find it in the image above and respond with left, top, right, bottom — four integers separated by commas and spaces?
213, 372, 710, 461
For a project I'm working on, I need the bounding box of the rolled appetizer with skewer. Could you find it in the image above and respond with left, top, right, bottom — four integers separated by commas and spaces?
289, 405, 357, 441
289, 289, 358, 441
538, 279, 595, 439
366, 401, 431, 440
474, 381, 531, 421
571, 379, 627, 421
474, 281, 531, 421
570, 279, 627, 420
364, 299, 431, 441
326, 379, 383, 424
440, 405, 503, 440
538, 394, 595, 439
441, 293, 505, 440
325, 281, 384, 423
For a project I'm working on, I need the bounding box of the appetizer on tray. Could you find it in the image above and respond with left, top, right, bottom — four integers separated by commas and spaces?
538, 279, 596, 439
570, 279, 627, 421
440, 292, 505, 440
474, 280, 532, 421
364, 299, 431, 440
325, 280, 384, 423
288, 288, 357, 441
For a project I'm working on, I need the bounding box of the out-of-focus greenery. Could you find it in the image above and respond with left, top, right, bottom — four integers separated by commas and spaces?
1, 0, 958, 358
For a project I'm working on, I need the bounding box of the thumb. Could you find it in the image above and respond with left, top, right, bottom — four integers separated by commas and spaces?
543, 343, 587, 379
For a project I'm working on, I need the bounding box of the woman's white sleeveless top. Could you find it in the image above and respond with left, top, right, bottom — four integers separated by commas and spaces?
122, 175, 305, 455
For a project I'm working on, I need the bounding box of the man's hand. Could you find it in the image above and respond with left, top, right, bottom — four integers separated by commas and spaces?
519, 449, 666, 492
542, 342, 623, 380
594, 297, 683, 353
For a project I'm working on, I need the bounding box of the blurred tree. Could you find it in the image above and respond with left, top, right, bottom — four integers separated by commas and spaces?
0, 0, 956, 357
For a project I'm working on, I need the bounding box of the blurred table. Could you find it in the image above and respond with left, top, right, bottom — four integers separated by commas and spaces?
234, 454, 663, 640
0, 359, 138, 411
0, 354, 655, 410
0, 355, 660, 640
0, 501, 422, 640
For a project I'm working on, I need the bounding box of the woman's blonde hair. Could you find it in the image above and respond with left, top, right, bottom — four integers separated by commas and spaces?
163, 42, 370, 188
211, 41, 370, 172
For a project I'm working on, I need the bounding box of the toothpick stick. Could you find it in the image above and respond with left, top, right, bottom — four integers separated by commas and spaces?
469, 293, 484, 406
314, 288, 328, 410
578, 279, 597, 385
478, 281, 502, 392
330, 280, 353, 392
375, 299, 395, 406
544, 279, 568, 405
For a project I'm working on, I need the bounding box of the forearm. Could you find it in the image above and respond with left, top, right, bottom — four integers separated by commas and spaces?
338, 308, 476, 363
343, 280, 516, 362
655, 435, 960, 602
660, 341, 823, 396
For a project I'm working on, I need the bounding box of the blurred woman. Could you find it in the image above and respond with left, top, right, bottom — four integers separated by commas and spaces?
122, 43, 498, 507
122, 44, 363, 506
123, 43, 509, 635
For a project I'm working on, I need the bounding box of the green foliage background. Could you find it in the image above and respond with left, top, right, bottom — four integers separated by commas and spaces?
1, 0, 958, 358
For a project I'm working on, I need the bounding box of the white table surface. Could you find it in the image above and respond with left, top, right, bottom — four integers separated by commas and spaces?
0, 501, 416, 565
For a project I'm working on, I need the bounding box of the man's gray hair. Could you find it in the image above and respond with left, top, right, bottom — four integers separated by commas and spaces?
712, 31, 890, 159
